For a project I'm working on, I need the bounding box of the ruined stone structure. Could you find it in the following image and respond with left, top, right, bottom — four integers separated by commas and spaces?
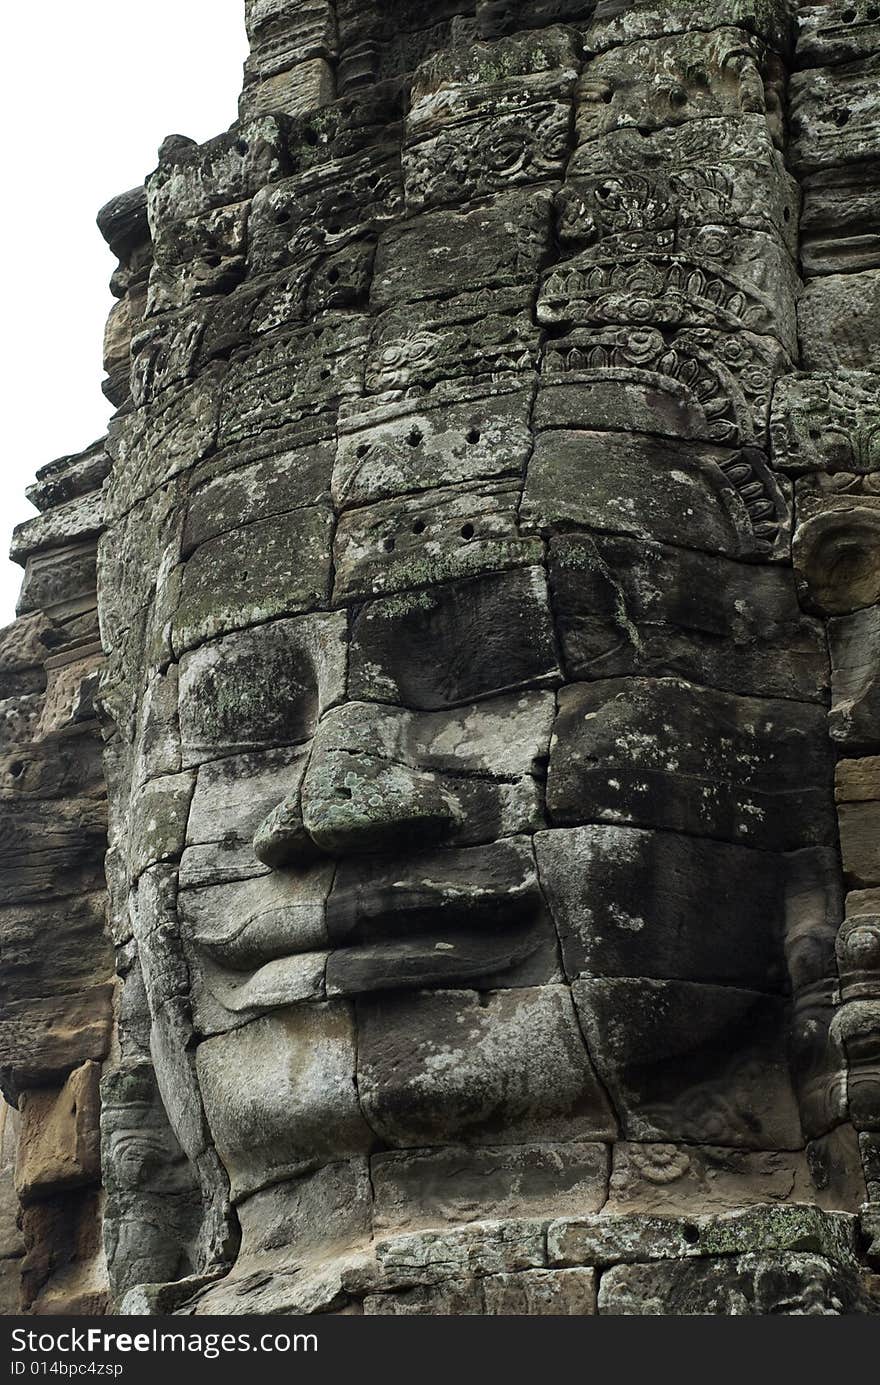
2, 0, 880, 1315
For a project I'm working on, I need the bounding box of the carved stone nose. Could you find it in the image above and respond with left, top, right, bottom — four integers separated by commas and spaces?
253, 714, 460, 864
253, 791, 319, 869
301, 752, 459, 856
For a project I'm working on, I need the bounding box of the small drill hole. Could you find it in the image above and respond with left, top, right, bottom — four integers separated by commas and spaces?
411, 518, 426, 535
460, 523, 475, 541
275, 210, 291, 226
841, 8, 857, 20
383, 536, 396, 552
407, 427, 424, 448
682, 1223, 700, 1245
356, 443, 371, 459
466, 427, 481, 445
336, 785, 353, 799
327, 267, 341, 285
834, 108, 852, 127
8, 761, 24, 779
236, 139, 249, 156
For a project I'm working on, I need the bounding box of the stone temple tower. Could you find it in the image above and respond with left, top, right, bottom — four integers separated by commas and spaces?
2, 0, 880, 1315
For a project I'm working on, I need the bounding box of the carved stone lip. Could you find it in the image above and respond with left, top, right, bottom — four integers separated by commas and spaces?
324, 918, 547, 998
322, 844, 548, 996
326, 866, 540, 946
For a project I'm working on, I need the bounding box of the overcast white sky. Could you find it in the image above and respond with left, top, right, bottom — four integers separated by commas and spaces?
0, 1, 248, 625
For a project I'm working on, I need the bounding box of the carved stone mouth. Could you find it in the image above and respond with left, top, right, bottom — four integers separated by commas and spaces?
324, 917, 547, 997
324, 837, 550, 996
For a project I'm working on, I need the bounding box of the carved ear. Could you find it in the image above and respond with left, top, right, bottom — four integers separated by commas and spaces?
793, 506, 880, 616
101, 1058, 204, 1301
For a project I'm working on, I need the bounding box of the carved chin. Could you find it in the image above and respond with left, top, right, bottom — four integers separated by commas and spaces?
195, 987, 616, 1203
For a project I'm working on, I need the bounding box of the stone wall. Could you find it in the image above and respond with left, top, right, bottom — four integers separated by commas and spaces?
2, 0, 880, 1316
0, 439, 113, 1312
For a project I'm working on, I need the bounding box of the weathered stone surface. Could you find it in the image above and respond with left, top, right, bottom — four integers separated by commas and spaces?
371, 191, 553, 307
403, 30, 579, 211
829, 606, 880, 749
547, 678, 834, 851
364, 1267, 597, 1315
20, 1192, 108, 1315
573, 978, 802, 1147
796, 1, 880, 67
522, 432, 789, 561
575, 30, 782, 148
183, 435, 334, 553
10, 492, 104, 567
606, 1143, 835, 1217
334, 380, 533, 510
349, 567, 561, 709
358, 986, 616, 1147
591, 0, 792, 50
548, 533, 827, 700
549, 1205, 857, 1269
5, 0, 879, 1320
326, 836, 560, 996
366, 287, 541, 395
335, 479, 542, 601
372, 1143, 609, 1233
538, 326, 790, 450
792, 492, 880, 618
772, 371, 880, 475
799, 271, 880, 371
0, 895, 109, 1007
15, 1065, 101, 1204
800, 165, 880, 276
791, 56, 880, 175
178, 611, 347, 764
598, 1253, 869, 1315
196, 1002, 373, 1199
172, 504, 333, 652
536, 824, 790, 988
565, 117, 797, 252
179, 863, 332, 967
295, 695, 554, 856
0, 988, 113, 1105
0, 1102, 23, 1310
540, 242, 798, 364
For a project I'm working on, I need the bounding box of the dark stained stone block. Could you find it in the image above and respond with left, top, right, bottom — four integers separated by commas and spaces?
547, 677, 835, 851
349, 567, 560, 710
357, 985, 617, 1147
522, 431, 789, 561
535, 824, 789, 990
548, 533, 827, 701
172, 505, 334, 653
572, 977, 802, 1147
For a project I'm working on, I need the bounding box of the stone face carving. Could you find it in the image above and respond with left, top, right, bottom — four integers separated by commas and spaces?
2, 0, 880, 1317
